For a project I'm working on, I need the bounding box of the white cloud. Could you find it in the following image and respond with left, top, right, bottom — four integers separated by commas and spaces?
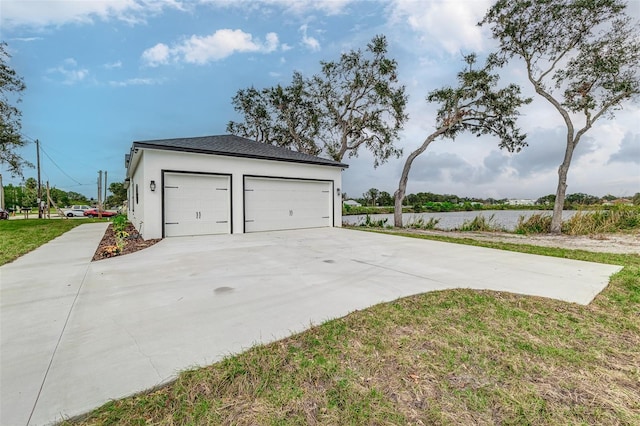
46, 58, 88, 85
1, 0, 188, 29
142, 29, 280, 66
103, 60, 123, 69
264, 32, 279, 52
141, 43, 171, 67
202, 0, 352, 16
11, 36, 43, 42
109, 77, 164, 87
299, 24, 320, 51
389, 0, 492, 54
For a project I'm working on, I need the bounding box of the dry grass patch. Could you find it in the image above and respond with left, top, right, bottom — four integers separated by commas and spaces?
63, 242, 640, 426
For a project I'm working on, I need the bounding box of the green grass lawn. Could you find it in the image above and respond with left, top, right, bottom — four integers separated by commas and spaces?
61, 232, 640, 426
0, 219, 90, 265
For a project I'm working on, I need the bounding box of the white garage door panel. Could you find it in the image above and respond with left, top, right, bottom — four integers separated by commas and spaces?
245, 178, 332, 232
164, 173, 230, 237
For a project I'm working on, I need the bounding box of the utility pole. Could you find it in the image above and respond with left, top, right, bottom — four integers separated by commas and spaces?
37, 139, 42, 218
46, 181, 51, 219
97, 170, 103, 219
104, 170, 107, 209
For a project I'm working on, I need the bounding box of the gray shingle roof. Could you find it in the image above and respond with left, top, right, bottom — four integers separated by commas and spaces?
132, 134, 348, 168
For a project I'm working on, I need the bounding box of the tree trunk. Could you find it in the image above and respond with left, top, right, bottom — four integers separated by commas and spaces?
394, 128, 446, 227
394, 186, 405, 227
550, 139, 576, 234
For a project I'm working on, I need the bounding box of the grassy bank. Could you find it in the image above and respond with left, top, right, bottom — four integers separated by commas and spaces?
62, 235, 639, 426
0, 219, 92, 265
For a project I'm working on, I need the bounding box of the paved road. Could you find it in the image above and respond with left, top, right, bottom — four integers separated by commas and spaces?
0, 224, 622, 425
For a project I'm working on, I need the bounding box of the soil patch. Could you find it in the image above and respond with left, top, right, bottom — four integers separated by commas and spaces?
92, 223, 162, 261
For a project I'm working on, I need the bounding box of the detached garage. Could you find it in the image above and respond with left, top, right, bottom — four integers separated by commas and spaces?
125, 135, 347, 239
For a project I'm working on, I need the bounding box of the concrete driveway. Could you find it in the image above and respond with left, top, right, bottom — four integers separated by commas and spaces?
1, 224, 622, 425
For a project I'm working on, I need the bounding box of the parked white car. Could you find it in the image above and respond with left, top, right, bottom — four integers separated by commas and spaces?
64, 205, 92, 217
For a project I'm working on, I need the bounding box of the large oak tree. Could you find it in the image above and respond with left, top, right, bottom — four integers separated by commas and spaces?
481, 0, 640, 233
394, 55, 530, 227
228, 35, 408, 166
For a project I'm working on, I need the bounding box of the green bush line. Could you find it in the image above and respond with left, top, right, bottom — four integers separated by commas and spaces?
343, 203, 637, 216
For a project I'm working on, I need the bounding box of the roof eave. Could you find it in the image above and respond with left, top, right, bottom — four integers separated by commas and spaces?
132, 142, 349, 169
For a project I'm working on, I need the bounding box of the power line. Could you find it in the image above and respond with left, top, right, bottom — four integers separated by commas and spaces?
38, 144, 85, 185
20, 132, 91, 186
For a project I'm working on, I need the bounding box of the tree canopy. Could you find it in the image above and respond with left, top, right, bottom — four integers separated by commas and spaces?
106, 181, 127, 208
394, 54, 530, 227
227, 72, 321, 156
228, 35, 408, 166
0, 41, 30, 176
481, 0, 640, 232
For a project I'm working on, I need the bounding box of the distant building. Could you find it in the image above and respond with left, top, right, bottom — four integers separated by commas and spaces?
603, 198, 633, 206
507, 199, 536, 206
343, 199, 362, 207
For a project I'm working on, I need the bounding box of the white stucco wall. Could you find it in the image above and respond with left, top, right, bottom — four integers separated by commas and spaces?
127, 151, 146, 235
128, 148, 344, 239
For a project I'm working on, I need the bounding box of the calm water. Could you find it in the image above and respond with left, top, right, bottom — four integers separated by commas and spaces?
342, 210, 578, 231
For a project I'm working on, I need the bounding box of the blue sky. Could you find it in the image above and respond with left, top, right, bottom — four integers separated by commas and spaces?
1, 0, 639, 201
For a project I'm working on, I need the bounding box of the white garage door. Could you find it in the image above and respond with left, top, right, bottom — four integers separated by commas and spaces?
164, 173, 231, 237
244, 177, 332, 232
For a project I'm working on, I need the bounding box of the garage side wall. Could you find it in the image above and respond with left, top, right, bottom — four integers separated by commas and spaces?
139, 149, 343, 239
127, 152, 146, 236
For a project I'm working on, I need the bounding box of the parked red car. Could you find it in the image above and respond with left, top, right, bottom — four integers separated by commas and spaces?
83, 209, 118, 218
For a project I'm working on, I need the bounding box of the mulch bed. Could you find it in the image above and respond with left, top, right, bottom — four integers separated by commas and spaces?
92, 223, 162, 261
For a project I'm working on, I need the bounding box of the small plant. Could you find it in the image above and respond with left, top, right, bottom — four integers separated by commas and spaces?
408, 217, 440, 230
112, 214, 127, 234
457, 214, 502, 232
109, 214, 129, 256
358, 214, 390, 228
515, 213, 552, 234
101, 245, 121, 257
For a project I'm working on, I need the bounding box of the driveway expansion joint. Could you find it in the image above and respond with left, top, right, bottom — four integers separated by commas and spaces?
26, 260, 93, 426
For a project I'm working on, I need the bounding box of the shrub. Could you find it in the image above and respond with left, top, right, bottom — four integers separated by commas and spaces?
562, 206, 640, 235
457, 214, 502, 232
112, 214, 128, 234
515, 213, 552, 234
110, 214, 130, 254
514, 206, 640, 235
358, 214, 390, 228
408, 217, 440, 230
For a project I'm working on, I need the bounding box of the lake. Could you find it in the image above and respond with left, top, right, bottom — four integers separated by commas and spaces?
342, 210, 579, 231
